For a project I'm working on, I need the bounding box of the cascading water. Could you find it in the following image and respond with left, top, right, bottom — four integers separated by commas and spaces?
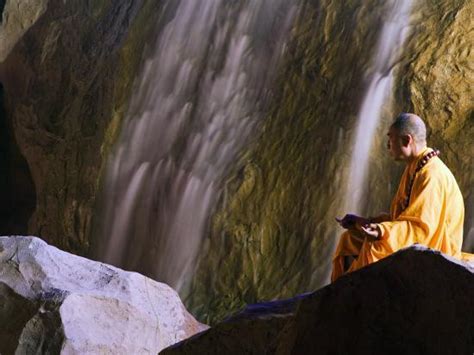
98, 1, 297, 291
344, 0, 414, 215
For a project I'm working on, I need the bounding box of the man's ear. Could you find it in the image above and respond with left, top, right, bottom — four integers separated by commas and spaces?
401, 134, 412, 147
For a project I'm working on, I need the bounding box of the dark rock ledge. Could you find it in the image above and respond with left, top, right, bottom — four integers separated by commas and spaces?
162, 245, 474, 355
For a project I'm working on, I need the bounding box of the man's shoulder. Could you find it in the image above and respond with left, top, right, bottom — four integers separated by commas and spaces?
424, 156, 453, 173
419, 157, 458, 187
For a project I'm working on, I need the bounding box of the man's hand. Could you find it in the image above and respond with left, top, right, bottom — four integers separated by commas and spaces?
360, 223, 382, 241
336, 214, 370, 229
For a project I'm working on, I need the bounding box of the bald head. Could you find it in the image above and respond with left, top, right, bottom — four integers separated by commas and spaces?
391, 113, 427, 145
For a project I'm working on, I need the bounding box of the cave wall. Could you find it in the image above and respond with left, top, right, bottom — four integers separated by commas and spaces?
0, 0, 471, 326
186, 0, 474, 324
186, 0, 397, 323
0, 0, 161, 253
399, 0, 474, 249
0, 83, 36, 234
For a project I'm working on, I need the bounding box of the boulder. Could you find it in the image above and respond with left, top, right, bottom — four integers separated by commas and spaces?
0, 236, 208, 354
162, 245, 474, 354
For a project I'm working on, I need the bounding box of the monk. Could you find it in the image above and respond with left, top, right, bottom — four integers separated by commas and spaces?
332, 113, 473, 282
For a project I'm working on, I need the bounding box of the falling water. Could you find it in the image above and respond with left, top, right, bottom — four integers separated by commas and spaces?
344, 0, 414, 215
98, 1, 297, 291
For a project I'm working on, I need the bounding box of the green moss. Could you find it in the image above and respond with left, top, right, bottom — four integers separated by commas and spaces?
101, 0, 163, 160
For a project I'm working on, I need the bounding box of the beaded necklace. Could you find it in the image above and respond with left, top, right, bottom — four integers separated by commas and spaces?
402, 149, 440, 211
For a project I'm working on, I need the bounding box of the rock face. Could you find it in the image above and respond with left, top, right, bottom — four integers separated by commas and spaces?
163, 246, 474, 354
0, 236, 207, 354
400, 0, 474, 249
186, 0, 474, 323
0, 0, 49, 62
0, 0, 161, 253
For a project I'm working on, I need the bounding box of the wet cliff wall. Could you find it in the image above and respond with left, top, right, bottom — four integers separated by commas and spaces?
186, 0, 474, 323
0, 0, 161, 253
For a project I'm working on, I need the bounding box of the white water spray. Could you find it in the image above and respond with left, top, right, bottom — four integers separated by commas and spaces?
98, 1, 297, 291
345, 0, 414, 215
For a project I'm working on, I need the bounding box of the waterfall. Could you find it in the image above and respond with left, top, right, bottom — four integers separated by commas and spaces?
344, 0, 414, 215
98, 0, 297, 291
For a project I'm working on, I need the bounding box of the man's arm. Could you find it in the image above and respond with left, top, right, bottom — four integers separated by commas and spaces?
336, 213, 391, 229
368, 213, 391, 223
336, 214, 370, 229
377, 170, 443, 245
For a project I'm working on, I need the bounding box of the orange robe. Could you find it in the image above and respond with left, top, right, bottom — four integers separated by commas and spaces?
332, 147, 473, 282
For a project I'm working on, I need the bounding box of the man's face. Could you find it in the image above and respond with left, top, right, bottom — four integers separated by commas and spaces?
386, 126, 407, 161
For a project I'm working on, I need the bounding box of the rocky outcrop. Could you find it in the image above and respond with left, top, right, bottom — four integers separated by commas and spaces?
0, 0, 161, 253
0, 236, 207, 354
163, 246, 474, 354
0, 0, 49, 62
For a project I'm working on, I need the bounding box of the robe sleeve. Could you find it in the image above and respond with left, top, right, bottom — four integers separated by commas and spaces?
377, 167, 445, 250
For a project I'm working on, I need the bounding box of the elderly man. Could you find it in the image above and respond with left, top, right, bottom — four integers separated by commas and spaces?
332, 113, 472, 281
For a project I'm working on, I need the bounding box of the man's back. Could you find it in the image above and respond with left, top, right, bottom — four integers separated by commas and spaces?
403, 155, 465, 257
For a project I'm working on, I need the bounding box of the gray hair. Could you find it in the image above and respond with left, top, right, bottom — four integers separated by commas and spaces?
391, 113, 427, 144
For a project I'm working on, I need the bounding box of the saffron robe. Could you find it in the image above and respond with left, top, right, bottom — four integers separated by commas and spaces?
332, 147, 473, 282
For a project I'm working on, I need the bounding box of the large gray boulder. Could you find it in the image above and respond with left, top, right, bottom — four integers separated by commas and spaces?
0, 236, 208, 354
162, 245, 474, 354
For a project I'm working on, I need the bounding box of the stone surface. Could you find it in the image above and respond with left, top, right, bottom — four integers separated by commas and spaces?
0, 0, 49, 62
0, 236, 207, 354
0, 0, 161, 253
163, 246, 474, 354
